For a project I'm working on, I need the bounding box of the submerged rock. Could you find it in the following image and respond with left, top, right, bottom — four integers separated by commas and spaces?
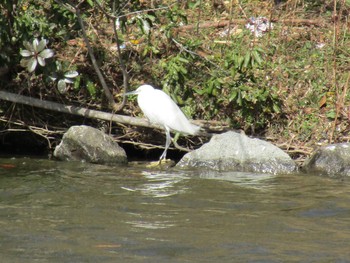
54, 125, 127, 165
177, 131, 296, 174
302, 143, 350, 176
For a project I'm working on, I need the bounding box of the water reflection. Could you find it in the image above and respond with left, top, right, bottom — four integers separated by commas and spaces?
199, 170, 277, 190
128, 218, 176, 230
121, 171, 189, 198
121, 171, 189, 230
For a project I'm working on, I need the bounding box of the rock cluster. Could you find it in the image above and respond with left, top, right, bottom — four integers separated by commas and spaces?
54, 125, 350, 177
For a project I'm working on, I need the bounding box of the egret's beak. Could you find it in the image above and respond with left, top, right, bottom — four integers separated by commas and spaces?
125, 90, 137, 96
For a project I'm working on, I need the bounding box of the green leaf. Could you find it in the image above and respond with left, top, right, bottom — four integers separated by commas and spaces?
57, 79, 67, 93
37, 39, 48, 52
237, 90, 242, 106
20, 58, 29, 68
32, 38, 39, 52
193, 87, 205, 95
27, 57, 37, 72
74, 76, 81, 90
64, 71, 79, 78
37, 56, 46, 66
229, 90, 238, 102
326, 110, 336, 119
243, 52, 251, 69
272, 103, 281, 113
252, 50, 262, 65
212, 87, 218, 96
20, 49, 32, 57
63, 77, 73, 83
207, 82, 213, 95
39, 49, 54, 59
177, 56, 189, 63
86, 81, 96, 97
224, 60, 229, 68
178, 66, 187, 74
142, 47, 149, 57
23, 41, 34, 52
145, 13, 156, 22
142, 19, 151, 34
55, 61, 62, 71
237, 56, 244, 69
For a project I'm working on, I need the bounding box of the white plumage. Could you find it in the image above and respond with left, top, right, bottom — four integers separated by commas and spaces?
126, 84, 200, 160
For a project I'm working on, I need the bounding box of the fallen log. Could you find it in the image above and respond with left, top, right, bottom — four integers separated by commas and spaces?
0, 90, 154, 129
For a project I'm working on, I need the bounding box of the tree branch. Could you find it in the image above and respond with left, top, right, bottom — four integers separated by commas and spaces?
0, 90, 151, 129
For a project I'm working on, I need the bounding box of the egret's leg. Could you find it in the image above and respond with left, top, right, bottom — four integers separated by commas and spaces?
159, 126, 171, 160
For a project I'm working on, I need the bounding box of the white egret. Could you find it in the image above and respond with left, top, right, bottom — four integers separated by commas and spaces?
126, 84, 200, 160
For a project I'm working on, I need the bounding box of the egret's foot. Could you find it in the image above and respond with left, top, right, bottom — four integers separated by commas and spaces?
146, 159, 175, 168
159, 158, 175, 164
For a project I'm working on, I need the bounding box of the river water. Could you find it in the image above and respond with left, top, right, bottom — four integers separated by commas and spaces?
1, 157, 350, 262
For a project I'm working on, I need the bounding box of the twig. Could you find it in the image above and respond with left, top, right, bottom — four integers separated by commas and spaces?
172, 139, 191, 152
119, 139, 177, 151
0, 118, 66, 149
28, 126, 53, 149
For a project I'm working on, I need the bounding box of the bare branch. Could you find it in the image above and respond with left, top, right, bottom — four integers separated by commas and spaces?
0, 90, 150, 129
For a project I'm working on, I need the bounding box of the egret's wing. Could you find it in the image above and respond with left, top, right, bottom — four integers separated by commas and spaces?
137, 88, 199, 135
150, 90, 200, 135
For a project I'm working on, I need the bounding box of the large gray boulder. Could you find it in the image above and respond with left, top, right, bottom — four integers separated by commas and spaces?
302, 143, 350, 176
54, 125, 127, 165
177, 131, 296, 174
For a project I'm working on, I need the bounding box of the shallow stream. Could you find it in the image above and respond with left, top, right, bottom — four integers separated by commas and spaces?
1, 157, 350, 262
